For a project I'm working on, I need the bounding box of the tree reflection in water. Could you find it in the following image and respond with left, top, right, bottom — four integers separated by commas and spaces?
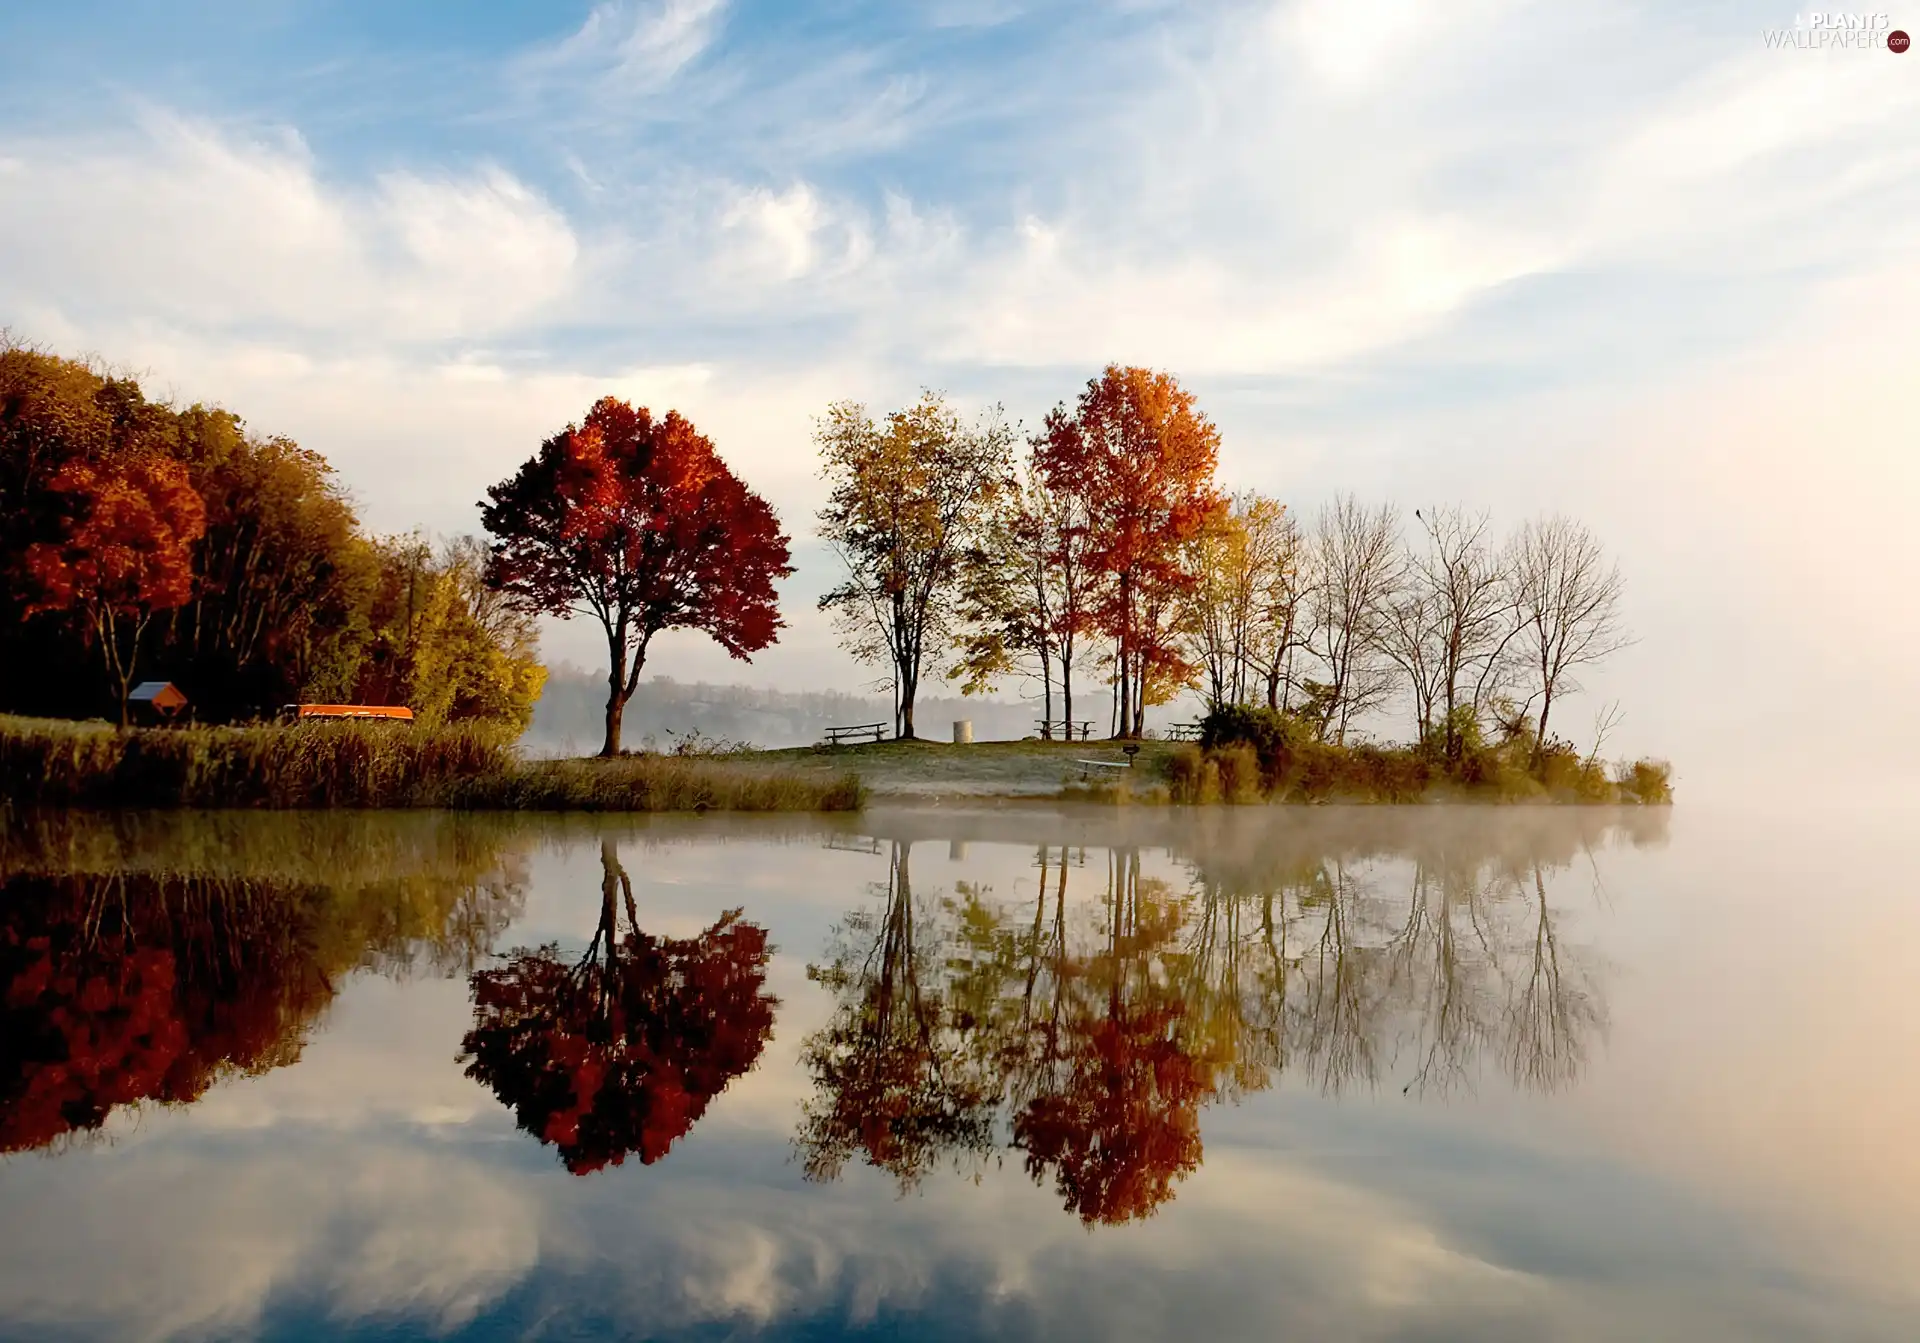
0, 816, 524, 1156
799, 819, 1618, 1225
461, 840, 778, 1175
796, 840, 998, 1189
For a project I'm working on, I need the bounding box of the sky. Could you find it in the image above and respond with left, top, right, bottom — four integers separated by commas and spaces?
0, 0, 1915, 797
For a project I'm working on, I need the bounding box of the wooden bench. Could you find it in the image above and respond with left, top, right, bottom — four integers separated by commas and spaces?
1074, 758, 1130, 780
823, 722, 887, 745
823, 834, 883, 854
1036, 719, 1097, 741
1163, 722, 1202, 741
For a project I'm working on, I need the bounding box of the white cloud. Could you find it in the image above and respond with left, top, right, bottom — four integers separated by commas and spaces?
0, 113, 577, 342
0, 1143, 541, 1342
1281, 0, 1531, 93
937, 211, 1561, 373
723, 182, 832, 280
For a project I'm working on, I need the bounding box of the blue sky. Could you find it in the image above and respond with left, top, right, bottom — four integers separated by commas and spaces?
1, 0, 1916, 791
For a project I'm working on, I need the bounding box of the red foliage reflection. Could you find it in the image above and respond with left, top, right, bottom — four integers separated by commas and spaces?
0, 874, 333, 1154
461, 841, 777, 1174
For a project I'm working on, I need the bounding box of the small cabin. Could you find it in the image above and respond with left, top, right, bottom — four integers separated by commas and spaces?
280, 704, 415, 723
128, 681, 190, 724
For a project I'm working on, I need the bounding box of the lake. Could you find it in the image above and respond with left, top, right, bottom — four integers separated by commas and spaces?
0, 804, 1914, 1341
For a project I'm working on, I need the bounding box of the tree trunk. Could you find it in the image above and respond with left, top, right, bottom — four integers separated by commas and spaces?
1533, 680, 1555, 769
1040, 646, 1053, 740
601, 626, 628, 757
1060, 631, 1075, 739
1121, 649, 1136, 733
899, 658, 918, 740
602, 687, 627, 758
96, 605, 136, 727
892, 588, 916, 740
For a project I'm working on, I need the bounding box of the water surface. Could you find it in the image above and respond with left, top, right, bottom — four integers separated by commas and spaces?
1, 804, 1914, 1341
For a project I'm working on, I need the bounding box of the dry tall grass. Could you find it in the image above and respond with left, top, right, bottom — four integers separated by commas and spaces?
0, 719, 865, 813
1165, 739, 1674, 806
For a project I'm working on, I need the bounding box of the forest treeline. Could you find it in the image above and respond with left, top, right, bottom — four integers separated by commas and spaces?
817, 365, 1661, 792
5, 338, 1667, 800
0, 340, 543, 728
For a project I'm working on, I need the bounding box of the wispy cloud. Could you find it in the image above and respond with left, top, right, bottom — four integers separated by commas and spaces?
524, 0, 730, 88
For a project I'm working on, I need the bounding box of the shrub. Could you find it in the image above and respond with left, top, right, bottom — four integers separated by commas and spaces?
1199, 704, 1311, 789
1214, 743, 1262, 804
1166, 744, 1207, 804
1615, 757, 1674, 805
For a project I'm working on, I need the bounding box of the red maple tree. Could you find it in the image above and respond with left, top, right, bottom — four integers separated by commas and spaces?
19, 453, 207, 723
480, 398, 792, 755
1034, 366, 1223, 737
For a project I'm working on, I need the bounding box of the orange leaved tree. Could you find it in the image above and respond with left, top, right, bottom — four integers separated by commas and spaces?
481, 398, 792, 756
1035, 366, 1223, 737
20, 454, 207, 724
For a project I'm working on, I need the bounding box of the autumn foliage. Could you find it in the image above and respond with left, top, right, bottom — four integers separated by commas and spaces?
797, 842, 1222, 1226
483, 398, 792, 756
17, 448, 206, 724
0, 340, 544, 729
1035, 365, 1225, 738
461, 842, 778, 1173
0, 873, 338, 1155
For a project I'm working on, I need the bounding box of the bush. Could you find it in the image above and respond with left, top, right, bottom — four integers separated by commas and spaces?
1166, 745, 1208, 804
1215, 743, 1263, 804
1615, 757, 1674, 805
1167, 704, 1675, 807
1198, 704, 1312, 790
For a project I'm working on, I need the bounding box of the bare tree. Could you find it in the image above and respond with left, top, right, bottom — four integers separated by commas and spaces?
1250, 510, 1312, 713
1379, 575, 1447, 745
1305, 497, 1403, 744
1509, 516, 1631, 761
1182, 492, 1294, 709
1383, 507, 1524, 756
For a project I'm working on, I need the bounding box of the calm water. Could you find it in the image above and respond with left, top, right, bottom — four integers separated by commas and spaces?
1, 804, 1915, 1341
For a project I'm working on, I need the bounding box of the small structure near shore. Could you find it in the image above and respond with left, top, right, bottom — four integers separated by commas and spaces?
128, 681, 190, 725
280, 704, 415, 723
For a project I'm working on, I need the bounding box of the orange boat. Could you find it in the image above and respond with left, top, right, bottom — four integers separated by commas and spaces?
281, 704, 415, 722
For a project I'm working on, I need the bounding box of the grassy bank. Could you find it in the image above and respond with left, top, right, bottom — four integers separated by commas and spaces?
1157, 742, 1671, 805
1159, 706, 1673, 805
723, 730, 1670, 806
0, 718, 865, 813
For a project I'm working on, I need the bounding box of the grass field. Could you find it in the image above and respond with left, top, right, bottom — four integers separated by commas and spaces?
736, 737, 1182, 799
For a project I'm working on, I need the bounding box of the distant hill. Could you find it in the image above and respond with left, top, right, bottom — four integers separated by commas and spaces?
524, 665, 1100, 753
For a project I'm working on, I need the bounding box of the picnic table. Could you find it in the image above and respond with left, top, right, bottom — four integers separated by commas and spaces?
1074, 758, 1130, 779
1036, 719, 1097, 741
822, 721, 887, 745
1163, 722, 1202, 741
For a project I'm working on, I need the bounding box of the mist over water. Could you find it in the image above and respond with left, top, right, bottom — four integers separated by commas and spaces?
1, 804, 1913, 1341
